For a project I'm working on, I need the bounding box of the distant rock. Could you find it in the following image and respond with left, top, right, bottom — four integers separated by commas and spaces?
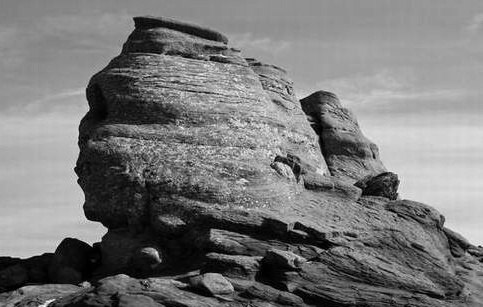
300, 90, 386, 182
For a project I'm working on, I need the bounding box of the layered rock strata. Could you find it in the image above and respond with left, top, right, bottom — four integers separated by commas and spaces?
1, 16, 482, 307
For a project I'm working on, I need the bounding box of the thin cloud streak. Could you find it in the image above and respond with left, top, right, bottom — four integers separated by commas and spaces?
466, 12, 483, 35
230, 32, 291, 55
26, 89, 84, 108
314, 69, 471, 110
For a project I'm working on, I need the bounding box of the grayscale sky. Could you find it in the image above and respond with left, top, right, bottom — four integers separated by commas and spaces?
1, 0, 482, 257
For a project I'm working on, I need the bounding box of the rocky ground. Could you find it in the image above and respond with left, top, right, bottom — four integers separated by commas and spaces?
1, 16, 482, 307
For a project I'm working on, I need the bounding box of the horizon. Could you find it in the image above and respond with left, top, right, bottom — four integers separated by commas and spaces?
1, 0, 482, 257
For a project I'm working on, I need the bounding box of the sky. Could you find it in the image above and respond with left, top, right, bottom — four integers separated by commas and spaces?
1, 0, 482, 257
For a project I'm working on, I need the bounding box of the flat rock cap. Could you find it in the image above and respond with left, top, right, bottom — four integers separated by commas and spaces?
133, 16, 229, 44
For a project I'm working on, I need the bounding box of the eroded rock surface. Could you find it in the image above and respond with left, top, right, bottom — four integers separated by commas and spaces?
1, 15, 482, 307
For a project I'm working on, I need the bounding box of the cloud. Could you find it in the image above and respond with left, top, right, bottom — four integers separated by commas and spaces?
39, 12, 131, 37
312, 69, 471, 114
0, 12, 131, 70
26, 89, 84, 108
2, 89, 86, 115
0, 26, 27, 67
466, 13, 483, 35
230, 32, 291, 55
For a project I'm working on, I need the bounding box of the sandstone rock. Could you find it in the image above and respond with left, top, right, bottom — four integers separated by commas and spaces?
189, 273, 235, 296
0, 264, 28, 290
24, 253, 53, 284
0, 257, 21, 271
48, 238, 92, 284
76, 15, 327, 231
50, 274, 223, 307
117, 293, 164, 307
129, 246, 163, 276
262, 249, 306, 271
247, 58, 299, 111
203, 253, 261, 280
300, 90, 386, 182
355, 171, 400, 200
444, 227, 471, 258
0, 284, 80, 307
61, 15, 483, 307
241, 282, 305, 307
98, 229, 161, 276
2, 15, 482, 307
468, 246, 483, 258
133, 16, 229, 44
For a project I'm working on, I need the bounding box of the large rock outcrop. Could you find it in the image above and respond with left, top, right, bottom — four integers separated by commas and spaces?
300, 91, 386, 182
1, 16, 482, 307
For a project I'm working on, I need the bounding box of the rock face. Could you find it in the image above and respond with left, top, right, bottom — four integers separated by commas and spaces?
1, 15, 482, 307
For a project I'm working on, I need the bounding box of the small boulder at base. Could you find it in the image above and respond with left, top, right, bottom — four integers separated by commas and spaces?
355, 171, 399, 200
189, 273, 235, 296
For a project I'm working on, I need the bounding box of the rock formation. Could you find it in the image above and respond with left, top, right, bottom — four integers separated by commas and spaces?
300, 91, 386, 182
1, 16, 482, 307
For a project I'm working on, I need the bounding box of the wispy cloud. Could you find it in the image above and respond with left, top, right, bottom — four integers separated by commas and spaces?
230, 32, 291, 55
27, 89, 84, 106
0, 26, 27, 67
21, 89, 85, 114
0, 89, 86, 116
465, 12, 483, 35
39, 12, 131, 37
313, 69, 470, 112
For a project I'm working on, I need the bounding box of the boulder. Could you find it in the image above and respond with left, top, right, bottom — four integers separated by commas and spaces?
262, 249, 306, 271
189, 273, 235, 296
129, 246, 163, 276
355, 171, 400, 200
202, 253, 261, 280
48, 238, 93, 284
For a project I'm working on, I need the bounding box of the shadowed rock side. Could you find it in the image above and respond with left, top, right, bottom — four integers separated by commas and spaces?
300, 91, 386, 182
1, 16, 482, 307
